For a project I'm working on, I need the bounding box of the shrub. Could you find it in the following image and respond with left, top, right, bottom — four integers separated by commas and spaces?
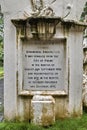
0, 42, 3, 66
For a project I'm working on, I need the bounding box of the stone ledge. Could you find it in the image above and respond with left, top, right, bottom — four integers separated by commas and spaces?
18, 90, 68, 96
11, 16, 87, 27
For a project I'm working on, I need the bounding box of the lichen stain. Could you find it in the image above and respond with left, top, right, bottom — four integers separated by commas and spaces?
55, 97, 69, 119
71, 107, 82, 118
23, 98, 30, 121
41, 103, 55, 126
30, 104, 34, 121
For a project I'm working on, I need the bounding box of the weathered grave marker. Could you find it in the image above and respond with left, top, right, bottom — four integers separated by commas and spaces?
1, 0, 87, 125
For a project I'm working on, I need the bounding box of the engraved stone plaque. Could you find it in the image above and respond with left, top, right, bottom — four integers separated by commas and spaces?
22, 39, 66, 90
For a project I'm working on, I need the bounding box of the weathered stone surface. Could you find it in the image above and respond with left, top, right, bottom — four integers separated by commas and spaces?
0, 0, 86, 20
1, 0, 85, 121
31, 95, 55, 126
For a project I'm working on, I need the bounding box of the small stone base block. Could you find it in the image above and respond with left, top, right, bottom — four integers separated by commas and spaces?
31, 95, 55, 126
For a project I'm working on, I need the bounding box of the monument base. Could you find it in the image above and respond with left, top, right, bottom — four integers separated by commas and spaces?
31, 95, 55, 126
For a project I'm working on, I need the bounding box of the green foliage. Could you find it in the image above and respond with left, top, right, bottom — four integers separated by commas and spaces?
0, 43, 3, 66
0, 14, 3, 42
0, 14, 4, 67
0, 123, 44, 130
1, 113, 87, 130
81, 2, 87, 21
0, 67, 4, 78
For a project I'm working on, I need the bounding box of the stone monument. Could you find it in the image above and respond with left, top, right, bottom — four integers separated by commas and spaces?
0, 0, 87, 126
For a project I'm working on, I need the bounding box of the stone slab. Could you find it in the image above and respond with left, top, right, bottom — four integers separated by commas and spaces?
22, 39, 66, 91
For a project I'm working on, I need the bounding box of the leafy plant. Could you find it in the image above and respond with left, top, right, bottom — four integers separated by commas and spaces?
0, 67, 4, 78
81, 2, 87, 21
0, 13, 4, 67
0, 43, 3, 66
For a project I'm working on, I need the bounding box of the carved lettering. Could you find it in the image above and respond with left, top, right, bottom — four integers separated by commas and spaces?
23, 40, 66, 90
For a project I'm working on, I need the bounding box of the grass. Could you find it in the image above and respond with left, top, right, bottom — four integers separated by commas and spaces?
0, 67, 4, 79
1, 113, 87, 130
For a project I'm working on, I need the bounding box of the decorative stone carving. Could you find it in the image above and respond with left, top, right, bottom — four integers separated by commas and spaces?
24, 0, 56, 17
28, 18, 57, 39
31, 0, 43, 12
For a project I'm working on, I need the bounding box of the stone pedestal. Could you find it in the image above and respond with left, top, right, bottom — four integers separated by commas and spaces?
31, 95, 55, 126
